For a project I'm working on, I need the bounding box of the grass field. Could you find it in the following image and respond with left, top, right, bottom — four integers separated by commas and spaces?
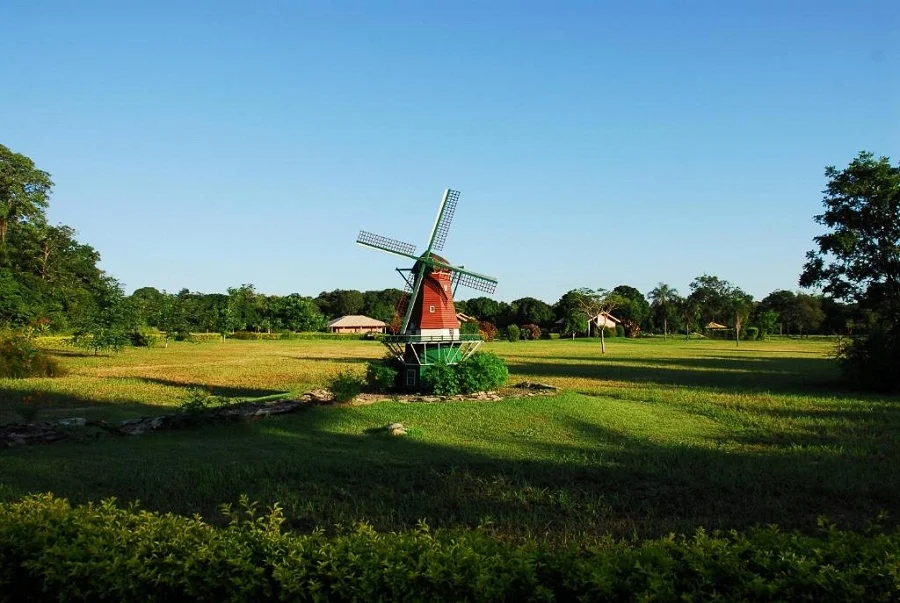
2, 337, 898, 543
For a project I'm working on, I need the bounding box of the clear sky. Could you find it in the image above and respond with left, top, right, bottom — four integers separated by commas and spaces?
2, 1, 898, 304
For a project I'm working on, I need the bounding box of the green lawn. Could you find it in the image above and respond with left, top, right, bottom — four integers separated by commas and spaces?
1, 337, 898, 543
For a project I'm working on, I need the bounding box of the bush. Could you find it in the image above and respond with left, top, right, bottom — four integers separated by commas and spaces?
477, 321, 498, 342
172, 329, 193, 342
423, 360, 459, 396
455, 352, 508, 393
423, 352, 508, 395
227, 331, 280, 340
328, 370, 364, 402
838, 324, 900, 393
178, 387, 228, 413
189, 332, 225, 343
129, 329, 162, 347
365, 358, 400, 393
744, 326, 759, 341
521, 324, 542, 340
1, 495, 898, 602
460, 320, 479, 336
0, 329, 63, 379
615, 325, 625, 338
506, 324, 520, 342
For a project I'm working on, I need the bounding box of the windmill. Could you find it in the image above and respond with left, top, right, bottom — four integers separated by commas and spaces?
357, 188, 498, 389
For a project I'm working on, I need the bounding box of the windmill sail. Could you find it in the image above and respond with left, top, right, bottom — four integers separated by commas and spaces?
428, 189, 459, 252
430, 259, 498, 295
454, 271, 498, 294
357, 231, 417, 258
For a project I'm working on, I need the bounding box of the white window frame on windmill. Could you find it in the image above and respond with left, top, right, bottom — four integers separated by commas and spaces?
429, 305, 435, 314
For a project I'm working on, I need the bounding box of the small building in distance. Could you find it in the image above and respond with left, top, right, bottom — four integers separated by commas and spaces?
592, 312, 621, 329
554, 312, 621, 336
588, 312, 621, 336
326, 315, 387, 334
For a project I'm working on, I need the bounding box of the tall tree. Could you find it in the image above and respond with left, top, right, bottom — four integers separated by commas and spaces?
554, 290, 588, 337
800, 151, 900, 317
0, 144, 53, 248
728, 287, 754, 347
647, 283, 679, 339
362, 289, 404, 323
677, 296, 701, 339
463, 297, 501, 323
800, 151, 900, 392
272, 294, 326, 332
510, 297, 554, 328
227, 284, 262, 331
687, 275, 734, 327
755, 309, 780, 341
314, 289, 364, 318
794, 294, 825, 337
611, 285, 651, 335
130, 287, 165, 328
758, 290, 796, 334
72, 276, 135, 354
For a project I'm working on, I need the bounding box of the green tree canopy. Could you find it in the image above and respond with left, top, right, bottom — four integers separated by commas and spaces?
611, 285, 651, 330
272, 294, 326, 332
462, 297, 501, 322
509, 297, 554, 328
800, 151, 900, 391
0, 143, 53, 248
687, 275, 734, 326
314, 289, 364, 318
800, 151, 900, 320
362, 289, 403, 323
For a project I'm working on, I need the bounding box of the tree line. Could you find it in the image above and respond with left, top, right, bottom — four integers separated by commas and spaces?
2, 144, 897, 389
455, 282, 852, 341
0, 141, 878, 342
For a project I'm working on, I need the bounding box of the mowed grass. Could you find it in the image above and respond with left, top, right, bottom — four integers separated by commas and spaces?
1, 337, 898, 543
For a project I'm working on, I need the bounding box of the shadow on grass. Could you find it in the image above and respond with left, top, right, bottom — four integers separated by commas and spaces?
45, 349, 98, 358
525, 353, 831, 373
136, 377, 286, 399
288, 356, 372, 364
1, 398, 897, 543
507, 354, 839, 393
0, 389, 159, 425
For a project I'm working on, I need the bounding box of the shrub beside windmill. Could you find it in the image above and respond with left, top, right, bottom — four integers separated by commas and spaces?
357, 188, 499, 390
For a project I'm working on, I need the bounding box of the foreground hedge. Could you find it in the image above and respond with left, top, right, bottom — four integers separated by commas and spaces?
1, 496, 898, 602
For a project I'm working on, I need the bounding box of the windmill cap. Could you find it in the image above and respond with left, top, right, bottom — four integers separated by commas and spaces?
415, 253, 451, 270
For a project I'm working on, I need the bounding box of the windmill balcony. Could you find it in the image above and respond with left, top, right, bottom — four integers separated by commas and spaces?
383, 333, 482, 344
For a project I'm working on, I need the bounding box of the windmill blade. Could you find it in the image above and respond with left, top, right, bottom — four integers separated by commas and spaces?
426, 188, 459, 252
454, 271, 498, 294
431, 259, 498, 294
357, 231, 418, 260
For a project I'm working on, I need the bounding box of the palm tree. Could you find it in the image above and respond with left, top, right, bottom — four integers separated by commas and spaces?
648, 283, 678, 339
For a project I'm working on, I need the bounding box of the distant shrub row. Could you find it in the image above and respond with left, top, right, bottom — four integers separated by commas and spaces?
231, 331, 379, 341
127, 331, 383, 345
1, 495, 898, 602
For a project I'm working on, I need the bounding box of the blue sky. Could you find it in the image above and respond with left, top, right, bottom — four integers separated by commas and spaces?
2, 1, 898, 304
